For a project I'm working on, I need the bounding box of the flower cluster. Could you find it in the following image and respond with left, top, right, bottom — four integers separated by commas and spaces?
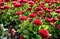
0, 0, 60, 39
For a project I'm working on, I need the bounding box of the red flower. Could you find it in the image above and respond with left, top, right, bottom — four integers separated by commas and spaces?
15, 12, 22, 15
33, 19, 42, 25
5, 0, 10, 2
45, 8, 53, 12
55, 9, 60, 13
46, 17, 57, 23
50, 22, 55, 27
48, 3, 52, 6
4, 5, 10, 9
39, 2, 44, 8
0, 2, 4, 6
39, 29, 49, 38
32, 0, 36, 2
0, 0, 3, 3
10, 28, 15, 37
45, 0, 50, 3
58, 24, 60, 30
41, 2, 45, 5
0, 6, 4, 10
12, 0, 17, 1
0, 0, 2, 2
28, 1, 34, 4
29, 4, 34, 7
50, 18, 57, 23
46, 14, 51, 18
21, 10, 25, 14
43, 7, 47, 11
19, 0, 28, 3
19, 16, 28, 21
29, 13, 36, 18
58, 15, 60, 20
39, 4, 44, 8
22, 0, 28, 3
14, 2, 21, 8
27, 7, 32, 11
12, 1, 17, 4
37, 11, 44, 16
53, 1, 59, 4
32, 11, 36, 13
57, 6, 60, 9
35, 7, 42, 11
45, 17, 51, 22
20, 34, 24, 39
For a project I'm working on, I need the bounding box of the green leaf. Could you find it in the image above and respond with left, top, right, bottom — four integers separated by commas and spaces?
52, 4, 57, 8
24, 35, 29, 39
23, 30, 29, 35
0, 20, 2, 24
50, 12, 58, 18
36, 35, 42, 39
57, 3, 60, 6
42, 25, 49, 30
44, 3, 49, 8
15, 25, 19, 29
39, 26, 41, 30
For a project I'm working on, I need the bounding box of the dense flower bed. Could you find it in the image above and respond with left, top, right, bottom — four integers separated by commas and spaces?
0, 0, 60, 39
